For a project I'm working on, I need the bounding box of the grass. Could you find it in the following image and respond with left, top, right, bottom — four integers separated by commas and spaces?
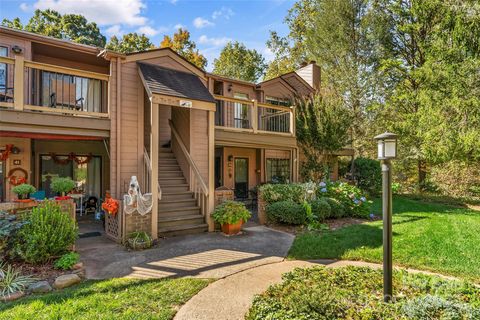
0, 277, 210, 320
246, 266, 480, 320
289, 196, 480, 282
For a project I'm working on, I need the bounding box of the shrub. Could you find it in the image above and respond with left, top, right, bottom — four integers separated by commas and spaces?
352, 157, 381, 195
310, 199, 331, 221
11, 184, 36, 197
54, 252, 80, 270
320, 181, 371, 218
14, 200, 78, 263
259, 183, 305, 204
211, 201, 251, 225
324, 198, 345, 218
0, 263, 35, 298
51, 177, 76, 195
0, 212, 27, 260
266, 201, 307, 225
402, 295, 480, 319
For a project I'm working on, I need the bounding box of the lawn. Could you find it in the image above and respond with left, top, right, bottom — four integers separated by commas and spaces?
0, 277, 209, 320
247, 266, 480, 319
289, 196, 480, 282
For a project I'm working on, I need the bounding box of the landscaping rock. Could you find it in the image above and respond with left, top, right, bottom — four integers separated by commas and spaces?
72, 262, 84, 270
28, 281, 53, 293
1, 291, 25, 302
54, 274, 81, 289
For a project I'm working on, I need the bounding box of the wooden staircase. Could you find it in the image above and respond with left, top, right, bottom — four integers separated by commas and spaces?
158, 147, 208, 237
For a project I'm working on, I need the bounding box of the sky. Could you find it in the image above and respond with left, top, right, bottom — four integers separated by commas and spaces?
0, 0, 294, 70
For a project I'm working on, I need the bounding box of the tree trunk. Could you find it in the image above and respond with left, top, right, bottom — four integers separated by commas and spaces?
418, 160, 427, 191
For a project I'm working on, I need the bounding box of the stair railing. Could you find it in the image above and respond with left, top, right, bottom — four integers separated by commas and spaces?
168, 119, 209, 217
143, 147, 162, 200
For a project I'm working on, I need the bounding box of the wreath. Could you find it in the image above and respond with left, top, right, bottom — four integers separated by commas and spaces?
7, 168, 28, 186
1, 144, 13, 161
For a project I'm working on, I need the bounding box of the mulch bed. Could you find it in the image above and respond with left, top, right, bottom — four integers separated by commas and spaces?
9, 261, 66, 283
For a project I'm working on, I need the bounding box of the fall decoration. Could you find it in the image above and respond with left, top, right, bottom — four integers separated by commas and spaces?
49, 152, 93, 165
0, 144, 13, 161
7, 168, 28, 186
102, 195, 119, 216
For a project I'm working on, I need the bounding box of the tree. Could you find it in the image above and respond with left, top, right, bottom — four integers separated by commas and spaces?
212, 41, 267, 82
296, 93, 352, 181
160, 28, 207, 69
2, 9, 106, 47
264, 0, 317, 79
106, 33, 154, 54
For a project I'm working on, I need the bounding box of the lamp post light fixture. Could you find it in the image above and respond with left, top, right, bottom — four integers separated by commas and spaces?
374, 132, 398, 303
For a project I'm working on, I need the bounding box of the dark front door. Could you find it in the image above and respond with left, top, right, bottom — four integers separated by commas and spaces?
234, 158, 248, 199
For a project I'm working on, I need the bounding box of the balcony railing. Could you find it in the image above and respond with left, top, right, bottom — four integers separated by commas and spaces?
214, 95, 294, 135
0, 55, 109, 118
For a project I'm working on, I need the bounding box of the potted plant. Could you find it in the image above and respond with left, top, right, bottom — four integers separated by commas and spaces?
127, 231, 152, 250
211, 200, 251, 235
11, 184, 36, 202
51, 177, 75, 199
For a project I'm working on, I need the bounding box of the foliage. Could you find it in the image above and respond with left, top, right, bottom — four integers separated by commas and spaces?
127, 231, 152, 250
54, 252, 80, 270
266, 200, 307, 225
50, 177, 75, 195
2, 9, 105, 47
310, 198, 331, 221
211, 200, 251, 225
246, 266, 480, 320
0, 212, 27, 260
351, 157, 381, 195
429, 161, 480, 200
11, 184, 36, 196
160, 28, 207, 69
106, 33, 154, 54
392, 182, 402, 194
296, 93, 352, 181
15, 200, 77, 263
0, 277, 210, 319
289, 197, 480, 282
0, 263, 35, 298
259, 183, 305, 204
324, 197, 346, 219
319, 181, 372, 218
213, 41, 267, 82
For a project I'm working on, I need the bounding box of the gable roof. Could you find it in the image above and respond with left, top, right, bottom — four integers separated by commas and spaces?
258, 71, 314, 96
138, 62, 215, 103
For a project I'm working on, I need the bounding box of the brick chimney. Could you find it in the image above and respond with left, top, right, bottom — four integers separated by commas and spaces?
295, 61, 320, 90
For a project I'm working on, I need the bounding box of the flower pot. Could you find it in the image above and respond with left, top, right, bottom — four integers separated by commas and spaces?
17, 193, 30, 200
221, 220, 244, 235
127, 237, 152, 250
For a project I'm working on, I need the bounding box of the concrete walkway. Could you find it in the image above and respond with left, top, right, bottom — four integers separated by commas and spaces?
77, 226, 295, 279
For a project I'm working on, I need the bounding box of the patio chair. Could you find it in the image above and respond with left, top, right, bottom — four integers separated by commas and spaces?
30, 190, 46, 201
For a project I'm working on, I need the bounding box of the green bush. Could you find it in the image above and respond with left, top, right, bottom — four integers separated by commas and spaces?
14, 200, 78, 263
51, 177, 76, 195
351, 157, 381, 195
211, 200, 251, 225
310, 199, 331, 221
54, 252, 79, 270
11, 184, 36, 197
0, 212, 27, 260
324, 198, 346, 218
259, 183, 305, 204
320, 181, 371, 218
266, 200, 307, 225
402, 295, 480, 319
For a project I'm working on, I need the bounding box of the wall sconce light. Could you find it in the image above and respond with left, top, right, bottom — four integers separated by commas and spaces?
11, 45, 23, 54
11, 146, 20, 154
227, 84, 233, 92
228, 155, 233, 162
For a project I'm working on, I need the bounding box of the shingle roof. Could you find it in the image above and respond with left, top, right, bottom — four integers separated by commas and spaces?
138, 62, 215, 103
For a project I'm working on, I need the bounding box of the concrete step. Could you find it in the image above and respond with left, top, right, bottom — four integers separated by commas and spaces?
159, 199, 197, 210
159, 206, 201, 217
158, 223, 208, 237
161, 184, 189, 193
159, 177, 187, 185
158, 171, 183, 178
158, 214, 205, 228
162, 191, 194, 201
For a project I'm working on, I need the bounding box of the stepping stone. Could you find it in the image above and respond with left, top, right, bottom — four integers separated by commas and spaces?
28, 281, 52, 293
54, 274, 81, 289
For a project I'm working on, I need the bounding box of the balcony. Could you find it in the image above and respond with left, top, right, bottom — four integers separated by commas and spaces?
0, 55, 109, 118
214, 95, 294, 136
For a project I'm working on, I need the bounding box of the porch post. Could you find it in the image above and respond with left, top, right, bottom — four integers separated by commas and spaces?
252, 99, 258, 133
207, 110, 215, 231
151, 101, 159, 240
13, 54, 24, 111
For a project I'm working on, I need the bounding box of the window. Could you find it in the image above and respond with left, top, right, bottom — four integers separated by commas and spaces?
233, 92, 250, 129
266, 158, 290, 184
0, 46, 8, 98
265, 96, 290, 107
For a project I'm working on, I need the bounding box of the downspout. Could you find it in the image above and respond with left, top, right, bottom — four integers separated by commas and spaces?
116, 58, 122, 197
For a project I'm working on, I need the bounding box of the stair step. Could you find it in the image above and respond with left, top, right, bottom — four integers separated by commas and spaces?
159, 177, 187, 185
158, 223, 208, 237
160, 199, 197, 210
161, 191, 194, 201
159, 148, 172, 153
159, 165, 181, 171
161, 184, 189, 192
158, 214, 205, 228
158, 171, 183, 178
159, 153, 175, 159
159, 206, 201, 216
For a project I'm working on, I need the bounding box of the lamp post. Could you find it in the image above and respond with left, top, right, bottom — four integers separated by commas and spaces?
374, 132, 398, 303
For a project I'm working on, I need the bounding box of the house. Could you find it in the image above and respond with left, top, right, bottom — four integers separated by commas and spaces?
0, 26, 350, 240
